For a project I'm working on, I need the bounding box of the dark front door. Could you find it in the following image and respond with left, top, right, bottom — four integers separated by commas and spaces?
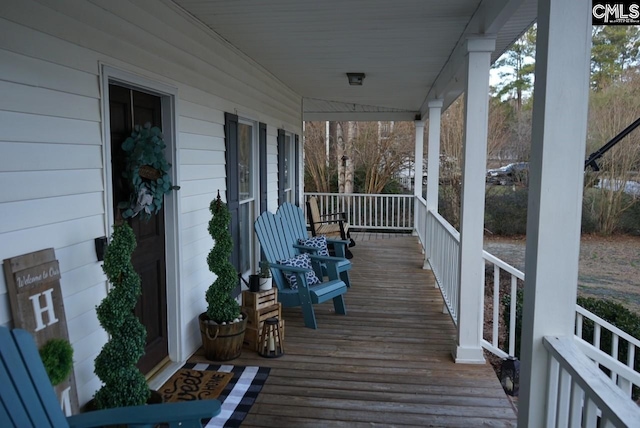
109, 84, 168, 374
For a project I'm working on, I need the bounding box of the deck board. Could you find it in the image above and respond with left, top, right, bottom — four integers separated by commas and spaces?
188, 235, 517, 427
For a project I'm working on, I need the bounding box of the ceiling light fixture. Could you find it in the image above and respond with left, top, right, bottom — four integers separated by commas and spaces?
346, 72, 365, 86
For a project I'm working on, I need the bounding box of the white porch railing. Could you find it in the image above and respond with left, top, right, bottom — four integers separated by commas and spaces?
303, 192, 414, 231
482, 250, 523, 359
425, 209, 460, 324
544, 336, 639, 427
413, 196, 640, 406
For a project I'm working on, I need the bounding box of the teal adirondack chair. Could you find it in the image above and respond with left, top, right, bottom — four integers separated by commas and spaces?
277, 202, 352, 287
254, 210, 347, 329
0, 326, 220, 428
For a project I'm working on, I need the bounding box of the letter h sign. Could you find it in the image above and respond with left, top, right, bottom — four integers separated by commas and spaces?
3, 248, 79, 414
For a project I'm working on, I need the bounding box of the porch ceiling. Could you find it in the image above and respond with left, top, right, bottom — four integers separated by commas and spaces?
172, 0, 537, 121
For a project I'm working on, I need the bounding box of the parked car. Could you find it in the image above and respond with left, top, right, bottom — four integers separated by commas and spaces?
486, 162, 529, 185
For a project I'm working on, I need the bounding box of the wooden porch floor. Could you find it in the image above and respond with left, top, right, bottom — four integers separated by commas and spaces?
188, 235, 517, 427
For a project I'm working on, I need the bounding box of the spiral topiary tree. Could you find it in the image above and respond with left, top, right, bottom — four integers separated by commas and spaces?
94, 222, 149, 409
205, 191, 241, 323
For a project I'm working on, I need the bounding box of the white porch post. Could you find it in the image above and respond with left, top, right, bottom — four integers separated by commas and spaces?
453, 36, 495, 364
426, 100, 443, 214
413, 120, 425, 200
424, 100, 442, 273
413, 120, 425, 240
518, 0, 591, 425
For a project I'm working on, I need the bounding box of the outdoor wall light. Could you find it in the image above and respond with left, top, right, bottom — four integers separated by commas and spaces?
500, 356, 520, 396
346, 72, 365, 86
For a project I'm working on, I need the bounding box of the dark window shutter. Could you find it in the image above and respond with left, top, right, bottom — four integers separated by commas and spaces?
277, 128, 286, 205
259, 122, 267, 213
224, 113, 241, 296
294, 134, 300, 206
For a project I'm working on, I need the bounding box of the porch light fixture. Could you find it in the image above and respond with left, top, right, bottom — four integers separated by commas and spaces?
500, 356, 520, 396
346, 72, 365, 86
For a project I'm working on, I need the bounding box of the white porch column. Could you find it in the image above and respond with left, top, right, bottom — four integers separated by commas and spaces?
518, 0, 591, 425
426, 100, 443, 213
453, 36, 495, 364
413, 120, 425, 241
424, 100, 442, 272
413, 120, 425, 200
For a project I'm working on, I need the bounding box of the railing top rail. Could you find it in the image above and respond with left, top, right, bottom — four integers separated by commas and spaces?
543, 336, 640, 426
304, 192, 414, 198
576, 304, 640, 347
427, 210, 461, 241
416, 195, 427, 206
575, 337, 640, 385
482, 250, 525, 280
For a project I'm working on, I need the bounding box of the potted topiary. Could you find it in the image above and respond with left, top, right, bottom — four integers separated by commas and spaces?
93, 222, 151, 409
258, 260, 272, 291
199, 191, 248, 361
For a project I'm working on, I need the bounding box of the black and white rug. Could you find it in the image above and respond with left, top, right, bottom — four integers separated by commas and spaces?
179, 363, 270, 428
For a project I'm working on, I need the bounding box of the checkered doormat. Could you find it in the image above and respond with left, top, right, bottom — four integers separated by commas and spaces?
177, 363, 270, 428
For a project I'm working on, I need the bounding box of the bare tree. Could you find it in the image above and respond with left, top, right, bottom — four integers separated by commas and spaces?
584, 71, 640, 234
303, 121, 333, 192
351, 121, 415, 194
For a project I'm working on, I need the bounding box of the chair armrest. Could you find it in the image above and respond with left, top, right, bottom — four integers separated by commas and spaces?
308, 255, 344, 280
67, 400, 219, 428
268, 263, 314, 300
324, 238, 348, 258
319, 211, 346, 219
268, 263, 311, 289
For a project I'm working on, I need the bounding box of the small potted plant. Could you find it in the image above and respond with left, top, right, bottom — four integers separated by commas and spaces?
199, 191, 248, 361
39, 338, 74, 387
258, 260, 272, 291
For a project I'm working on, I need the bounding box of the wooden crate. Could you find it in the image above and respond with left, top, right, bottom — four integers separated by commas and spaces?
244, 304, 281, 330
242, 288, 278, 310
243, 319, 285, 351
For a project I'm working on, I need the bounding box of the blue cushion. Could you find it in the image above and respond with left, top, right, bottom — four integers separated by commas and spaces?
278, 253, 321, 289
298, 235, 329, 257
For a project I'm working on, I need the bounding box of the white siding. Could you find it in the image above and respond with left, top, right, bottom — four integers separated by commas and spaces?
0, 0, 301, 407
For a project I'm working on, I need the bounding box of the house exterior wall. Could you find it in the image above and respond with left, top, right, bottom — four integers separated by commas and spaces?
0, 0, 301, 406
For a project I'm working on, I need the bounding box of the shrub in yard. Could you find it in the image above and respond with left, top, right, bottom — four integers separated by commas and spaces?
485, 187, 528, 236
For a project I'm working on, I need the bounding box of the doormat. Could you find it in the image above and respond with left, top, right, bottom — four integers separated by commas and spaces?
159, 363, 270, 428
160, 369, 233, 402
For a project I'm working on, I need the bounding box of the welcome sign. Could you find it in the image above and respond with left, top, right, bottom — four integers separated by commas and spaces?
3, 248, 79, 415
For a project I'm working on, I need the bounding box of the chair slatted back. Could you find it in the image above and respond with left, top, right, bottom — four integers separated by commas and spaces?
0, 327, 69, 428
254, 211, 295, 292
277, 202, 309, 242
307, 197, 322, 227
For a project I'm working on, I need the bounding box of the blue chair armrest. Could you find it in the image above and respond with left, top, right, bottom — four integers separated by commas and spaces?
67, 400, 220, 428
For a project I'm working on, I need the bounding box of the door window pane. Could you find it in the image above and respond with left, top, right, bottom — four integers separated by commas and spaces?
238, 122, 255, 276
239, 123, 253, 201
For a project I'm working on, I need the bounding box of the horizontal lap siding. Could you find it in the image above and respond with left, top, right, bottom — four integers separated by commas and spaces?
0, 0, 300, 407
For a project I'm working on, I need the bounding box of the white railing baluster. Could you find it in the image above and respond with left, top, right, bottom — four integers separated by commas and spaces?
492, 265, 499, 348
576, 313, 583, 337
582, 397, 598, 428
569, 380, 583, 427
509, 275, 517, 357
611, 334, 619, 382
546, 356, 560, 428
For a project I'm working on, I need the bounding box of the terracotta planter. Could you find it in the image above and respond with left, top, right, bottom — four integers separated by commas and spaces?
199, 312, 248, 361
